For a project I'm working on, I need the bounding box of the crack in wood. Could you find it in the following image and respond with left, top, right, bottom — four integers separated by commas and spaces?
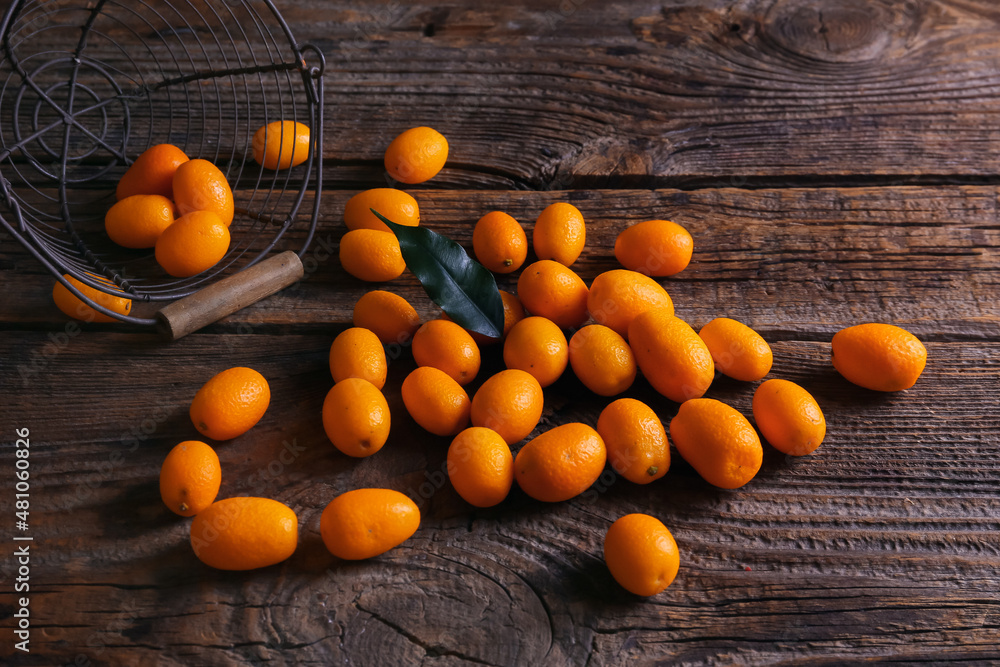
356, 602, 501, 666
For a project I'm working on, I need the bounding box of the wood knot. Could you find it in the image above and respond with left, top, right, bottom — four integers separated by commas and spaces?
764, 0, 899, 63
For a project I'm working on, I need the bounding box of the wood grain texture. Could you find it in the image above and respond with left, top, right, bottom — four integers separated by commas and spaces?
8, 0, 1000, 189
3, 0, 1000, 665
296, 0, 1000, 188
3, 186, 998, 337
2, 187, 999, 665
1, 328, 998, 665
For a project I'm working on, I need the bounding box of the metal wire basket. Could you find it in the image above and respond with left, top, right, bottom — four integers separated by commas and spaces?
0, 0, 324, 338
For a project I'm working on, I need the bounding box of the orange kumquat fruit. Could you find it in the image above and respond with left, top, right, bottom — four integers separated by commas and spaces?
568, 324, 637, 397
190, 497, 297, 570
588, 269, 673, 338
604, 513, 680, 596
116, 143, 189, 200
320, 488, 420, 560
353, 290, 422, 346
514, 422, 607, 503
384, 126, 449, 184
533, 202, 585, 266
473, 211, 528, 274
753, 378, 826, 456
517, 260, 590, 329
502, 316, 569, 388
470, 369, 544, 445
698, 317, 773, 382
253, 120, 310, 170
597, 398, 669, 485
831, 323, 927, 392
344, 188, 420, 232
329, 327, 388, 390
52, 273, 131, 322
172, 158, 235, 227
322, 378, 391, 457
189, 367, 271, 441
629, 308, 714, 403
401, 366, 471, 437
412, 319, 481, 386
614, 219, 693, 277
447, 427, 514, 508
104, 194, 176, 249
669, 398, 762, 489
154, 210, 231, 278
159, 440, 221, 517
339, 229, 406, 282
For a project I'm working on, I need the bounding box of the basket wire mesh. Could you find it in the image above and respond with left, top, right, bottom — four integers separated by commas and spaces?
0, 0, 324, 325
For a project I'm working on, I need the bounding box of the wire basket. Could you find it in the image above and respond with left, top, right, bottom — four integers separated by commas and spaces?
0, 0, 324, 337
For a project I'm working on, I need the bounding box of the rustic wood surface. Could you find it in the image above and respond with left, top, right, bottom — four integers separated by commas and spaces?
2, 1, 1000, 665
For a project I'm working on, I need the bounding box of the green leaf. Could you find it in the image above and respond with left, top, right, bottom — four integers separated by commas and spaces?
372, 209, 505, 339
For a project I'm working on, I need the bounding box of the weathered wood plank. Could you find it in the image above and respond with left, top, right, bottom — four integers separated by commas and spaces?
3, 186, 997, 340
7, 1, 1000, 188
1, 330, 998, 664
3, 1, 1000, 664
303, 0, 1000, 187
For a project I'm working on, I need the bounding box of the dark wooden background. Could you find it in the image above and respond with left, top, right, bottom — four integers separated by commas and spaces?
2, 0, 1000, 664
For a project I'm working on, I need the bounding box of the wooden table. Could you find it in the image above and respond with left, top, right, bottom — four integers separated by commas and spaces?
2, 1, 999, 664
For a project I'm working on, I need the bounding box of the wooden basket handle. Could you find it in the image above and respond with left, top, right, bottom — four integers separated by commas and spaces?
155, 251, 304, 340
